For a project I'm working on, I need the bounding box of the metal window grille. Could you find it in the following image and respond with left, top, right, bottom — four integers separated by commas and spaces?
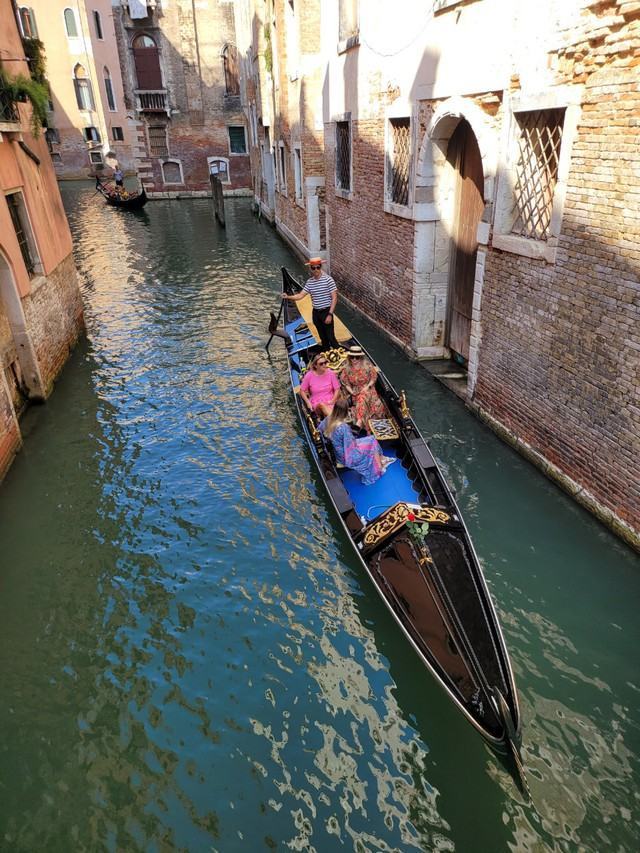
6, 193, 35, 277
336, 121, 351, 191
389, 117, 410, 206
511, 108, 565, 240
148, 125, 168, 156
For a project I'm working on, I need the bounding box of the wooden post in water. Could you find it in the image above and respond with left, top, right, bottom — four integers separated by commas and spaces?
210, 174, 226, 227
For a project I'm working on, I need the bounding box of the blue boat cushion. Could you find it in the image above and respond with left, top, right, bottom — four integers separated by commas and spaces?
339, 448, 421, 522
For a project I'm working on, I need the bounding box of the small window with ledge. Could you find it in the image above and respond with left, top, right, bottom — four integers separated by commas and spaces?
83, 126, 101, 143
228, 125, 247, 154
112, 126, 124, 142
208, 157, 230, 184
161, 159, 183, 185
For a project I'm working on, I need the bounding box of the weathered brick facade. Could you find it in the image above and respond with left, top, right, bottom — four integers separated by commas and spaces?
113, 0, 251, 197
240, 0, 639, 548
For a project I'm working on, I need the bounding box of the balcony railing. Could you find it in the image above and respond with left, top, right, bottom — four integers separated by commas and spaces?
135, 89, 169, 114
0, 83, 20, 128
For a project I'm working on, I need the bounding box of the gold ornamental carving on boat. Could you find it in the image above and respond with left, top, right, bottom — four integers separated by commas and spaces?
324, 347, 348, 371
363, 502, 450, 550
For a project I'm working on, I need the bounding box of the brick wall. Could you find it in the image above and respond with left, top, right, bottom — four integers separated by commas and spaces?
326, 118, 414, 344
475, 0, 640, 537
22, 252, 85, 394
0, 380, 20, 480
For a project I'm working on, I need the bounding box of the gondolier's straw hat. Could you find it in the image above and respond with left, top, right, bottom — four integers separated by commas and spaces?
305, 257, 324, 266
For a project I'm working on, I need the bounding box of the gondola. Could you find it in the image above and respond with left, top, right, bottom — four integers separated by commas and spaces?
95, 177, 147, 210
272, 266, 524, 776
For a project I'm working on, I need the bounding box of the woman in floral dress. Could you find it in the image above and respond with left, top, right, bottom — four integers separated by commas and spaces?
339, 345, 386, 432
320, 398, 394, 485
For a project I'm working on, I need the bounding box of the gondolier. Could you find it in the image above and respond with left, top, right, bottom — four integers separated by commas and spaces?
282, 257, 338, 350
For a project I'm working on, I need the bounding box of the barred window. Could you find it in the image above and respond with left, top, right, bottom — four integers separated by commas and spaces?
511, 108, 565, 241
148, 125, 168, 156
388, 117, 411, 206
6, 191, 39, 277
336, 120, 351, 191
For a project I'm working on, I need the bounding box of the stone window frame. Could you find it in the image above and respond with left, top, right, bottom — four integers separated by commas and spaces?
493, 86, 582, 264
227, 125, 247, 155
208, 156, 230, 185
161, 159, 184, 186
333, 113, 353, 200
4, 189, 43, 278
384, 101, 416, 219
63, 7, 78, 40
293, 143, 304, 206
277, 141, 287, 196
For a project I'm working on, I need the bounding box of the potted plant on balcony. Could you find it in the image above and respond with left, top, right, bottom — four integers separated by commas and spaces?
0, 66, 49, 136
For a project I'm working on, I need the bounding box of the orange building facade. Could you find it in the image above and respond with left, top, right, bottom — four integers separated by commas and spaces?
0, 0, 84, 479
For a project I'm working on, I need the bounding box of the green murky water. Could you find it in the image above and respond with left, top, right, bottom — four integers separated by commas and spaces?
0, 184, 638, 852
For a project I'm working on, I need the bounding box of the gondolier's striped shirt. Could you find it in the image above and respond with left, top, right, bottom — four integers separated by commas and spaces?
303, 273, 337, 310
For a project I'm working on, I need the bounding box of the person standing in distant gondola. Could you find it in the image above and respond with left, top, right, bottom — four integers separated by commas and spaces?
114, 166, 124, 188
281, 257, 338, 351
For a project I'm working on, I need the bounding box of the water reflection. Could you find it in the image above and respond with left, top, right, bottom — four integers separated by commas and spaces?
0, 185, 638, 851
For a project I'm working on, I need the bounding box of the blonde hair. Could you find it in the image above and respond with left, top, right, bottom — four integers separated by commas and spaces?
323, 396, 349, 437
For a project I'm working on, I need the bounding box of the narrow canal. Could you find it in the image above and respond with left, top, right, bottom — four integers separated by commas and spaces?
1, 184, 638, 852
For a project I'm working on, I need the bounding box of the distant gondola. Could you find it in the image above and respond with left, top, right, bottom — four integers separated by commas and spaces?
95, 176, 147, 210
272, 266, 525, 776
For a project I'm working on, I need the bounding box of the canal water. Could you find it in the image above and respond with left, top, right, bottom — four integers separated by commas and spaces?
1, 184, 638, 852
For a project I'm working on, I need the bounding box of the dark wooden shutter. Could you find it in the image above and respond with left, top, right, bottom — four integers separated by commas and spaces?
133, 48, 162, 90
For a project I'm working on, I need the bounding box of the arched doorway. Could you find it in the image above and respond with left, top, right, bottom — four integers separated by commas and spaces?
445, 119, 484, 364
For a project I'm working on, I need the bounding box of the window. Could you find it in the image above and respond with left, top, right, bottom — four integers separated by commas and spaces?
339, 0, 359, 46
112, 126, 124, 141
387, 117, 411, 206
45, 128, 60, 149
148, 124, 168, 156
293, 146, 302, 199
83, 126, 100, 142
93, 10, 103, 39
104, 67, 116, 111
133, 34, 163, 90
335, 120, 351, 191
6, 191, 39, 278
64, 8, 78, 38
222, 44, 239, 96
89, 150, 103, 164
511, 109, 565, 241
18, 7, 38, 38
228, 126, 247, 154
74, 65, 95, 111
279, 143, 287, 193
208, 157, 230, 184
161, 160, 183, 184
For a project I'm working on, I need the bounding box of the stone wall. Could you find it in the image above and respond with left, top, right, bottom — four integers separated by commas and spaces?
22, 252, 85, 394
473, 1, 640, 543
326, 118, 415, 346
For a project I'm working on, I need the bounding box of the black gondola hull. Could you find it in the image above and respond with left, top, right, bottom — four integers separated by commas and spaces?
278, 266, 522, 755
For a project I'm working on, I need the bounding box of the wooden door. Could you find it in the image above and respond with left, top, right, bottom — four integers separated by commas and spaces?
446, 120, 484, 363
133, 40, 162, 90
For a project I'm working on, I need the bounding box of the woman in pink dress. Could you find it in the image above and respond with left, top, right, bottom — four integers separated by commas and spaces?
300, 353, 341, 417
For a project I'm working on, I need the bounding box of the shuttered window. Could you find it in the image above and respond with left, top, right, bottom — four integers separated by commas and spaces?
148, 125, 168, 156
133, 35, 163, 90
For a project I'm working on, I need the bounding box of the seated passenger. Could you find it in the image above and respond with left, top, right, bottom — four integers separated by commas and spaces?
320, 398, 395, 485
300, 353, 340, 418
339, 345, 386, 432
